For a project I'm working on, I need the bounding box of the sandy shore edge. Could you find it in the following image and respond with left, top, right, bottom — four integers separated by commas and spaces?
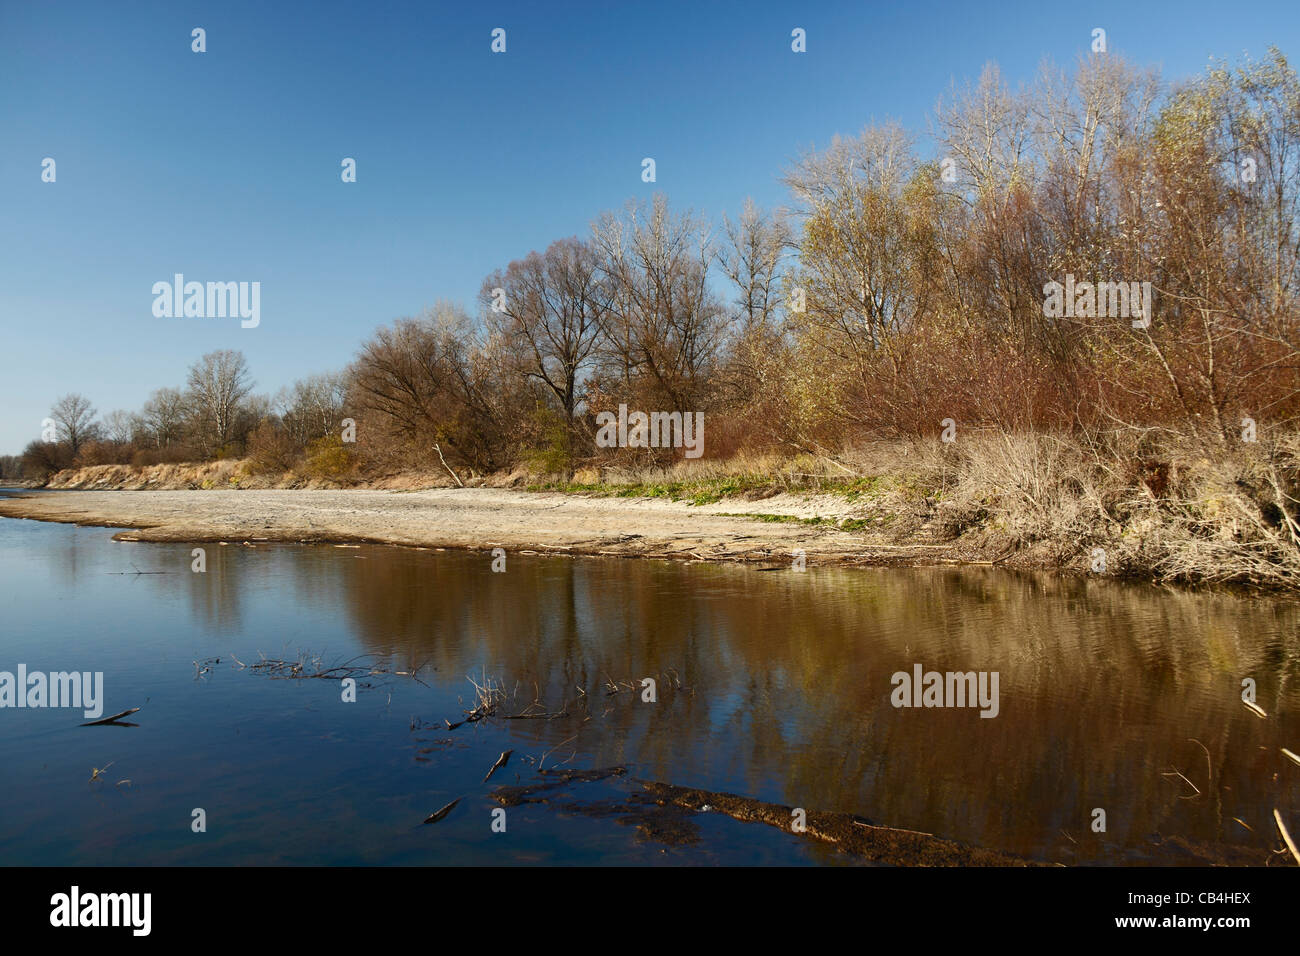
0, 487, 982, 568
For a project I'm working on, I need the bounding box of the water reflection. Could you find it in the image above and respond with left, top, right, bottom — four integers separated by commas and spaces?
144, 542, 1300, 862
23, 517, 1300, 864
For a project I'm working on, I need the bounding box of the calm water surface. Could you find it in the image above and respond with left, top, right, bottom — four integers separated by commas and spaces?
1, 496, 1298, 865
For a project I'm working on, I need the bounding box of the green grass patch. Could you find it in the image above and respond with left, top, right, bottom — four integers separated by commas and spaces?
525, 472, 905, 506
715, 512, 873, 533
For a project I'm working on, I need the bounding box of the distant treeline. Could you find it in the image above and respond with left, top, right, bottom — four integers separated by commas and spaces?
19, 48, 1300, 483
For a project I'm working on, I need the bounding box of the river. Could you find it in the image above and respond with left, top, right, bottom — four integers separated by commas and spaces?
1, 496, 1297, 865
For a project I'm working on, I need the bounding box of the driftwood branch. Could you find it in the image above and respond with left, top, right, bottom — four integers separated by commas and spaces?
433, 443, 464, 487
422, 798, 461, 825
81, 708, 140, 727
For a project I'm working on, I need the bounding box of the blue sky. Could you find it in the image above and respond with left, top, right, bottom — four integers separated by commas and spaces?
2, 0, 1297, 455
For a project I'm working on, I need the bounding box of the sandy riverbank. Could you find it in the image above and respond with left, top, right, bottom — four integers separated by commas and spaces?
0, 487, 979, 567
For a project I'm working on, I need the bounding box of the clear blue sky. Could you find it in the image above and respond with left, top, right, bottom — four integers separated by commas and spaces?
2, 0, 1296, 455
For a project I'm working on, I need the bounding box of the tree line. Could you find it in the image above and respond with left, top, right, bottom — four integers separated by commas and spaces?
17, 48, 1300, 482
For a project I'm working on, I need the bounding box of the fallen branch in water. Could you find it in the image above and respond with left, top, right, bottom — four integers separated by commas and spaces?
853, 820, 934, 837
483, 750, 513, 783
1159, 769, 1201, 799
1274, 809, 1300, 865
506, 697, 570, 720
81, 708, 140, 727
491, 769, 1041, 866
538, 734, 579, 771
1186, 737, 1214, 791
104, 564, 171, 575
505, 711, 570, 719
423, 797, 461, 825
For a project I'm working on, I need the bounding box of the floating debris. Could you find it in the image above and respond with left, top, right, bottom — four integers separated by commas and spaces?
81, 708, 140, 727
483, 750, 513, 783
1274, 809, 1299, 865
423, 798, 461, 825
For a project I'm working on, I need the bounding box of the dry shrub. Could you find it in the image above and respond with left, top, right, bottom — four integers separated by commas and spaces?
75, 441, 134, 467
1137, 434, 1300, 586
246, 420, 298, 475
303, 435, 357, 483
920, 429, 1300, 588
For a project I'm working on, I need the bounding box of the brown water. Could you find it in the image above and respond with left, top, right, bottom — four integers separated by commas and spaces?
2, 512, 1298, 865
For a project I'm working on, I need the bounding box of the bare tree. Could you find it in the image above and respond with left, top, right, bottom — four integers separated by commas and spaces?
48, 394, 98, 455
277, 373, 348, 448
350, 303, 517, 472
719, 198, 793, 333
783, 123, 931, 356
102, 410, 135, 446
591, 195, 728, 411
482, 237, 609, 428
185, 350, 253, 456
140, 387, 187, 449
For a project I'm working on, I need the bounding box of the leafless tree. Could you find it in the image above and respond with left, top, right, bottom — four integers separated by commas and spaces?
185, 350, 253, 455
482, 237, 609, 423
719, 198, 793, 333
277, 373, 348, 448
139, 387, 187, 448
783, 123, 931, 356
101, 410, 136, 446
590, 195, 729, 411
350, 303, 516, 472
48, 393, 98, 455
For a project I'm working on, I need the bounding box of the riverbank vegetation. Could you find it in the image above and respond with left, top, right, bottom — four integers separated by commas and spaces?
14, 49, 1300, 588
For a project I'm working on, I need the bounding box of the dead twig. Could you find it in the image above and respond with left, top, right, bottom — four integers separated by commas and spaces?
1274, 809, 1300, 865
81, 708, 140, 727
483, 750, 513, 783
423, 798, 461, 825
1159, 769, 1201, 799
538, 734, 579, 772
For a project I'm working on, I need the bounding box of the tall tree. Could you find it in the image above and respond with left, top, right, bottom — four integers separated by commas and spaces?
48, 393, 97, 455
590, 194, 728, 412
719, 198, 792, 334
482, 237, 609, 424
140, 387, 187, 448
185, 350, 253, 456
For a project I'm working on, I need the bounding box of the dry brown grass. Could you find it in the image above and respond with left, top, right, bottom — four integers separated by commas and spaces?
906, 430, 1300, 588
35, 428, 1300, 590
